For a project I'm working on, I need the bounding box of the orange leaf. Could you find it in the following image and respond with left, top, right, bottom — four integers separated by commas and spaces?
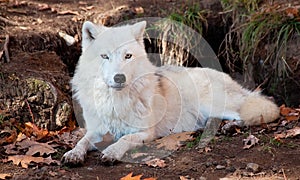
285, 7, 299, 18
0, 173, 12, 179
280, 105, 291, 116
274, 127, 300, 140
24, 122, 49, 140
5, 130, 17, 144
145, 158, 166, 168
286, 115, 299, 121
120, 172, 143, 180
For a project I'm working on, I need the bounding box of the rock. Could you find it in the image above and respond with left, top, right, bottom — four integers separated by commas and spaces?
216, 165, 226, 170
225, 166, 236, 172
246, 163, 261, 173
212, 161, 218, 166
199, 177, 207, 180
205, 162, 213, 167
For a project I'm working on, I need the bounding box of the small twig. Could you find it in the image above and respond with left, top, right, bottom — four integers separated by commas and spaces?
282, 168, 288, 180
4, 35, 10, 63
25, 99, 35, 123
254, 75, 270, 92
0, 16, 19, 26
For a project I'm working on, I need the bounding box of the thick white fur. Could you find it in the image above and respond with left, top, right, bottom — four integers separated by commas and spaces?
62, 21, 280, 164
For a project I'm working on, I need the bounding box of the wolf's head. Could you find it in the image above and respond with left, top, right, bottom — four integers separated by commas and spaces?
80, 21, 155, 91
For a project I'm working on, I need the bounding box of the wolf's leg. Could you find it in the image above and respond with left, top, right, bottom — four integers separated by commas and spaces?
62, 130, 102, 165
101, 131, 154, 161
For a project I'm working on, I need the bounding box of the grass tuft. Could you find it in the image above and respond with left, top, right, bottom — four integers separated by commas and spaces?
220, 1, 300, 103
147, 4, 207, 66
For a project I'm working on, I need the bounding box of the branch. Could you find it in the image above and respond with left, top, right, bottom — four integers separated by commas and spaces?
0, 16, 19, 26
4, 35, 10, 63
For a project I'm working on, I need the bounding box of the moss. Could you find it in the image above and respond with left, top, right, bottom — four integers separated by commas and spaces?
26, 78, 50, 93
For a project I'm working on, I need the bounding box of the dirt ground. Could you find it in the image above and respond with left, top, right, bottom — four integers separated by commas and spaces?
2, 130, 300, 180
0, 0, 300, 179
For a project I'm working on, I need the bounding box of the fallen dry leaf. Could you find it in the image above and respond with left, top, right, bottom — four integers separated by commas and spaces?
286, 115, 299, 121
205, 146, 212, 152
274, 127, 300, 140
122, 132, 195, 163
145, 158, 166, 168
57, 128, 85, 148
180, 176, 192, 180
57, 10, 79, 16
48, 171, 58, 177
120, 172, 156, 180
25, 142, 56, 156
120, 172, 143, 180
155, 132, 194, 151
0, 173, 12, 179
80, 6, 95, 11
18, 138, 56, 156
0, 129, 17, 145
24, 122, 50, 140
199, 146, 213, 153
5, 155, 60, 168
279, 105, 300, 122
243, 135, 259, 149
280, 105, 291, 116
4, 144, 19, 155
4, 138, 57, 156
37, 3, 51, 11
285, 7, 299, 18
135, 7, 144, 14
16, 133, 27, 142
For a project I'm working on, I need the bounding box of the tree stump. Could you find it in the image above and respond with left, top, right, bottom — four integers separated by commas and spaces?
0, 50, 73, 130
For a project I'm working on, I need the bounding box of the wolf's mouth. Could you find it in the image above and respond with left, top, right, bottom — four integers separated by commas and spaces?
110, 84, 126, 91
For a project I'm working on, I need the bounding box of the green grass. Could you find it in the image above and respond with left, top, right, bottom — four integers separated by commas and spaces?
240, 11, 300, 77
0, 114, 4, 125
268, 137, 283, 147
0, 110, 10, 125
221, 0, 261, 13
186, 134, 202, 148
168, 4, 207, 35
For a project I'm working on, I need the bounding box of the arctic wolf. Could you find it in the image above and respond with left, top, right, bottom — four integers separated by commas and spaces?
62, 21, 279, 164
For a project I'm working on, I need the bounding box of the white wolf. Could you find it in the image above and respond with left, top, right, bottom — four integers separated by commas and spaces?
62, 21, 279, 164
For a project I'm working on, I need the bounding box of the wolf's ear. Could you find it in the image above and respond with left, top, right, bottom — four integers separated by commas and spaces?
81, 21, 105, 52
131, 21, 146, 44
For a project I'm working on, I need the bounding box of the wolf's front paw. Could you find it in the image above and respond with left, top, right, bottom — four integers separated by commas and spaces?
61, 147, 86, 165
101, 144, 125, 162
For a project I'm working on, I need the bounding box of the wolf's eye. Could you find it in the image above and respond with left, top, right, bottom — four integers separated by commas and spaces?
101, 54, 109, 60
125, 53, 132, 59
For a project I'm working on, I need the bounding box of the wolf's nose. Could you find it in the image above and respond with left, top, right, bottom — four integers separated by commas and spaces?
114, 74, 126, 83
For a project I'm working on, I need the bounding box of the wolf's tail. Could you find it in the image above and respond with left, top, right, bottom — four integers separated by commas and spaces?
240, 93, 280, 126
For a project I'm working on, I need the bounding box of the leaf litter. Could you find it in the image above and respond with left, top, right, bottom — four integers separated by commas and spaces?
1, 104, 299, 171
0, 114, 79, 168
4, 155, 59, 168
